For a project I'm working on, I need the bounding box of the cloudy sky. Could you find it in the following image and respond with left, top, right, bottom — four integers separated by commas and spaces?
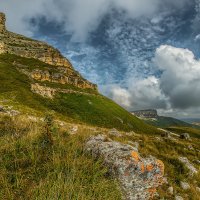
1, 0, 200, 118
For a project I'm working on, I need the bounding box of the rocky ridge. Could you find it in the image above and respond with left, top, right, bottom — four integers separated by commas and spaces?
132, 109, 158, 119
0, 12, 97, 91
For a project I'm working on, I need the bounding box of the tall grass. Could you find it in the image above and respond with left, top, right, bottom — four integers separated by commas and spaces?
0, 115, 121, 200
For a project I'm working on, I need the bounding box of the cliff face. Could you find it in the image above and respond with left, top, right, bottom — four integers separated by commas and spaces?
0, 12, 97, 91
132, 109, 158, 119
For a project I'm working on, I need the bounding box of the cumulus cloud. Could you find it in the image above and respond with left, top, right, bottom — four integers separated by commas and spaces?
0, 0, 191, 41
154, 45, 200, 109
105, 85, 132, 108
107, 45, 200, 116
103, 76, 167, 111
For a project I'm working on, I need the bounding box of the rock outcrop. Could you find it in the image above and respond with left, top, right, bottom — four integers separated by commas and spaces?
0, 12, 6, 34
132, 109, 158, 119
85, 135, 165, 200
0, 12, 72, 68
0, 12, 97, 91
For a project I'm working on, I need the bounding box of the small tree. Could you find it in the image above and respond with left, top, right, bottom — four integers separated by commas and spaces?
44, 114, 54, 145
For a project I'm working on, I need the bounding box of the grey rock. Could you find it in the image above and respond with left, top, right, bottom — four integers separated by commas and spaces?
180, 133, 190, 140
178, 157, 198, 176
175, 196, 184, 200
85, 134, 165, 200
167, 186, 173, 195
180, 181, 190, 190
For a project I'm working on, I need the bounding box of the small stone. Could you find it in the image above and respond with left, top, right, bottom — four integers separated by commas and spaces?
188, 145, 194, 150
175, 196, 184, 200
196, 187, 200, 192
70, 125, 78, 135
180, 181, 190, 190
180, 133, 190, 140
161, 131, 171, 138
167, 186, 173, 195
179, 157, 198, 176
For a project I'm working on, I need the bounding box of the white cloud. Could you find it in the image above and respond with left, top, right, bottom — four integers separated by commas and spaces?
0, 0, 190, 41
106, 45, 200, 117
154, 45, 200, 109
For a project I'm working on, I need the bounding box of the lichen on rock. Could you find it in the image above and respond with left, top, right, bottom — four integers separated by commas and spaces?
85, 134, 166, 200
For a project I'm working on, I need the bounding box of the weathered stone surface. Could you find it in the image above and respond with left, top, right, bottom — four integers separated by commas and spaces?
180, 181, 190, 190
31, 83, 97, 98
29, 68, 97, 90
85, 135, 165, 200
178, 157, 198, 176
31, 83, 56, 99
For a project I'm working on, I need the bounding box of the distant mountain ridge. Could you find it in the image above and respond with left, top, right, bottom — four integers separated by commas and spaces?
131, 109, 196, 128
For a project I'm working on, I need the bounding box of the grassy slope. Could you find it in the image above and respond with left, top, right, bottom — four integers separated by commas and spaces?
0, 54, 160, 134
0, 115, 200, 200
144, 116, 193, 128
166, 126, 200, 139
0, 115, 122, 200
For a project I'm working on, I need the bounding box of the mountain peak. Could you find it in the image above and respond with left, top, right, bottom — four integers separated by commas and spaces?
0, 12, 6, 33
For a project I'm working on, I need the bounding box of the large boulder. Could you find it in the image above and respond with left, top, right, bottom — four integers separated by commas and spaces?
85, 135, 165, 200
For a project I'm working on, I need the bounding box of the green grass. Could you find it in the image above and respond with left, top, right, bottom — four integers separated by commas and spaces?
166, 126, 200, 139
145, 116, 194, 128
0, 53, 161, 134
0, 115, 122, 200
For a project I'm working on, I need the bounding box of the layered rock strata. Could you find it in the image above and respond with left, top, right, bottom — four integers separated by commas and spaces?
0, 12, 97, 91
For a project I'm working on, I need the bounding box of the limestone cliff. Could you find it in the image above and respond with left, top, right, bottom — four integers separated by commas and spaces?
0, 12, 97, 91
132, 109, 158, 119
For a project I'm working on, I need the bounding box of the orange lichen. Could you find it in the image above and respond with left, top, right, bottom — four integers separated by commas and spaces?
140, 163, 145, 173
131, 151, 140, 162
156, 160, 165, 175
146, 164, 154, 172
148, 188, 157, 199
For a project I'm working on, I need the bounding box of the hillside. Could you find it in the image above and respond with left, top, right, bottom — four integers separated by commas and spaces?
0, 12, 200, 200
0, 12, 159, 134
